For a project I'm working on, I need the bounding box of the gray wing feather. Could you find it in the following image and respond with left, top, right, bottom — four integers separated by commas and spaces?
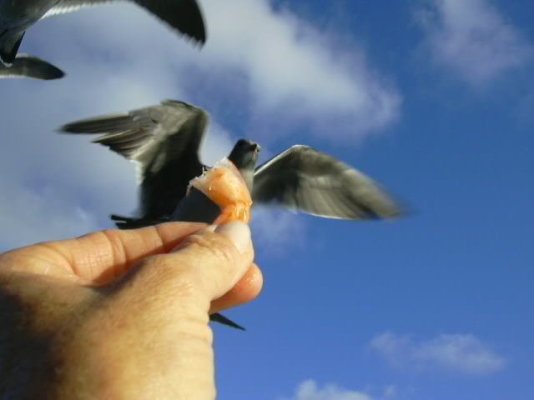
44, 0, 113, 17
253, 145, 401, 220
0, 55, 64, 80
60, 100, 208, 218
61, 99, 206, 174
45, 0, 206, 44
135, 0, 206, 43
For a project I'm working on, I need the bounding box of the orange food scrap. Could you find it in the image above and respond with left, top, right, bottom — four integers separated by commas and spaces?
190, 159, 253, 224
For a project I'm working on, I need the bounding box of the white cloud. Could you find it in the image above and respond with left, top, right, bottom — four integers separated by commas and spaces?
34, 0, 401, 139
415, 0, 533, 86
199, 0, 401, 137
0, 1, 400, 250
0, 177, 98, 249
284, 380, 373, 400
370, 332, 506, 375
382, 385, 397, 399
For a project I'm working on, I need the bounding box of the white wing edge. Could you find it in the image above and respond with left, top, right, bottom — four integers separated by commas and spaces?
43, 1, 114, 18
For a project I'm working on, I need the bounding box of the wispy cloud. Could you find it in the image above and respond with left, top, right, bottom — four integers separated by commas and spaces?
282, 380, 373, 400
0, 1, 400, 249
415, 0, 533, 87
0, 177, 97, 249
370, 332, 506, 375
251, 207, 306, 256
198, 0, 401, 139
33, 0, 401, 139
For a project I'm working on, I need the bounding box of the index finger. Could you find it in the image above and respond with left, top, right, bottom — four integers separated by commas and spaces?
1, 222, 206, 284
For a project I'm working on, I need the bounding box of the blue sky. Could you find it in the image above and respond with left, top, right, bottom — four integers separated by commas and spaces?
1, 0, 533, 399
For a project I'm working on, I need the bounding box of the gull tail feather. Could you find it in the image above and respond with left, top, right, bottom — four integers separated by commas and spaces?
210, 313, 245, 331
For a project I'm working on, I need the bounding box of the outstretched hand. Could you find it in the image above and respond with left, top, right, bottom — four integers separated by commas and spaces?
0, 222, 263, 399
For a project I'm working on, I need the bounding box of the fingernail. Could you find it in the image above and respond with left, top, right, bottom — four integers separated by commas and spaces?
215, 222, 251, 254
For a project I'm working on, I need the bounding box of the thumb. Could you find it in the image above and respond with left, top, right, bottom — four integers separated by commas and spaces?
113, 222, 254, 312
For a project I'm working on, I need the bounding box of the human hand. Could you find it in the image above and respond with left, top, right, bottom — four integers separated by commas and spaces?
0, 222, 262, 399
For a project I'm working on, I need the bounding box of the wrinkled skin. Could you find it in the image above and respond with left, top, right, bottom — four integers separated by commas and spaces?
0, 222, 263, 399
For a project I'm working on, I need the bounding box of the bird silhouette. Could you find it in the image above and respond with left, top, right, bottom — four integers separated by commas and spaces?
0, 0, 206, 66
0, 54, 64, 80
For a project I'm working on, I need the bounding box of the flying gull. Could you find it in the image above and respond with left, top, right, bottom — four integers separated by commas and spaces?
0, 0, 206, 66
60, 99, 402, 228
60, 100, 403, 330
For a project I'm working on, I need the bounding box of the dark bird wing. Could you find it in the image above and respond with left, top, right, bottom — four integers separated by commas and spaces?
253, 145, 401, 220
135, 0, 206, 44
45, 0, 206, 44
0, 55, 64, 80
0, 31, 25, 65
62, 100, 243, 332
61, 100, 208, 219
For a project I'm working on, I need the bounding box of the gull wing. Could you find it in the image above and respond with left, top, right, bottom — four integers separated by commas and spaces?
44, 1, 112, 17
135, 0, 206, 44
0, 55, 64, 80
45, 0, 206, 44
61, 100, 208, 218
253, 145, 402, 220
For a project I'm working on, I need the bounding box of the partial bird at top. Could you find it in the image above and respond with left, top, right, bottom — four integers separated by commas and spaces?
60, 100, 403, 229
0, 0, 206, 66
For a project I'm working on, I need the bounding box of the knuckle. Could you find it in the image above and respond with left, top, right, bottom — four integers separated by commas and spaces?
100, 229, 124, 251
99, 229, 128, 267
135, 254, 206, 301
184, 232, 237, 266
139, 253, 177, 276
132, 255, 194, 289
127, 230, 241, 301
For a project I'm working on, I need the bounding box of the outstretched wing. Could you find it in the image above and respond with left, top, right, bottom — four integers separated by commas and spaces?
61, 100, 208, 218
44, 0, 112, 17
45, 0, 206, 44
253, 145, 402, 220
135, 0, 206, 44
0, 55, 64, 80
